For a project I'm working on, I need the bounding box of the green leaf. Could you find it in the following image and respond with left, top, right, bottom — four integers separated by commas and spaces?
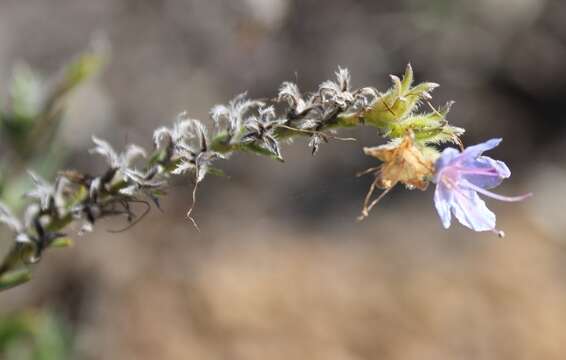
32, 312, 71, 360
49, 237, 74, 249
62, 53, 103, 91
27, 51, 104, 150
9, 64, 44, 122
207, 167, 226, 178
0, 269, 31, 291
0, 311, 72, 359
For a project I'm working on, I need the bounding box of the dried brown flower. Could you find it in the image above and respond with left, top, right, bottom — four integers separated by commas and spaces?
358, 133, 434, 220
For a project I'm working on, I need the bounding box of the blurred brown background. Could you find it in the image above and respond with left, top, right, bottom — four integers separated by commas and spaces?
1, 0, 566, 358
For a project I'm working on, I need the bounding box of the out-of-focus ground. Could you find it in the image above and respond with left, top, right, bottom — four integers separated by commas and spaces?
1, 0, 566, 358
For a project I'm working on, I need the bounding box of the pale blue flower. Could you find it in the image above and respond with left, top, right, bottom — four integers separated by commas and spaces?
433, 138, 531, 235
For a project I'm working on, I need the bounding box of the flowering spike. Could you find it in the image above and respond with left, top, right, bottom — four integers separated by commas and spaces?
0, 63, 532, 291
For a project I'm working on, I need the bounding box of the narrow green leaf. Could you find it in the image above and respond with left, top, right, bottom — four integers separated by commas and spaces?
0, 269, 31, 291
400, 63, 414, 93
49, 237, 74, 249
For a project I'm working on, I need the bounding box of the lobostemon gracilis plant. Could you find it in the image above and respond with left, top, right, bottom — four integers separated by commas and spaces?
0, 61, 531, 290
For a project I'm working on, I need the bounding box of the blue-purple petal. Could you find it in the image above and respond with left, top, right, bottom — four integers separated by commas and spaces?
450, 189, 496, 232
461, 156, 511, 189
434, 147, 460, 182
461, 138, 501, 160
434, 183, 453, 228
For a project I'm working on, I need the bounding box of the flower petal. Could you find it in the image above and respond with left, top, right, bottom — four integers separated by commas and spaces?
434, 147, 460, 181
434, 183, 453, 228
451, 189, 496, 232
461, 138, 501, 159
462, 156, 510, 189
